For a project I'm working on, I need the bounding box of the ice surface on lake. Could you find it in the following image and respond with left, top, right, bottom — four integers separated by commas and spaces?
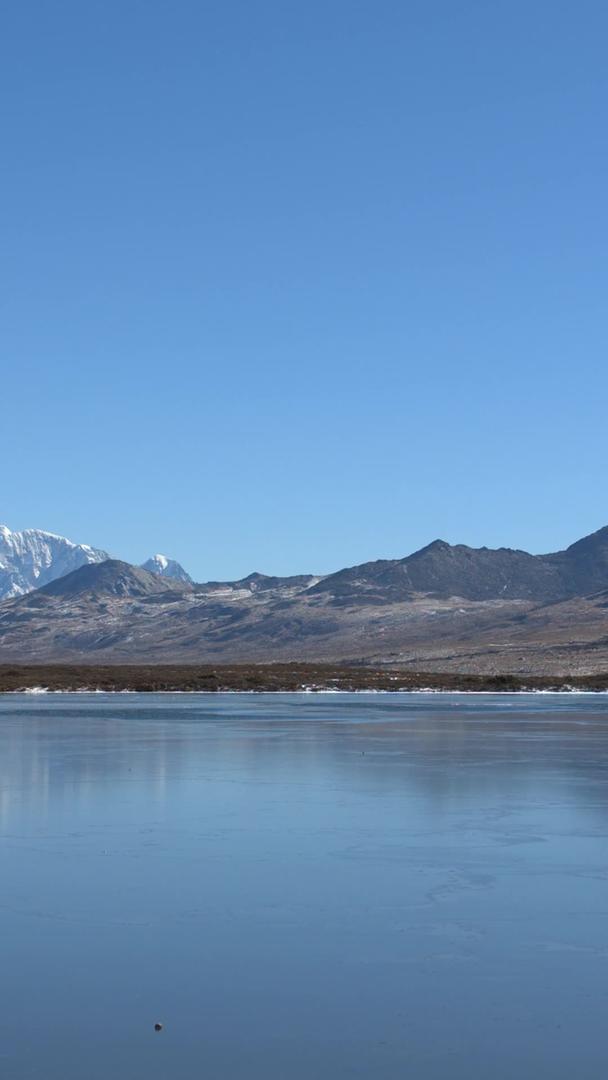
1, 692, 608, 1079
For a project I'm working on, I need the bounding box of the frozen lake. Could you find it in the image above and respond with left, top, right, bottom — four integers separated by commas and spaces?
2, 692, 608, 1078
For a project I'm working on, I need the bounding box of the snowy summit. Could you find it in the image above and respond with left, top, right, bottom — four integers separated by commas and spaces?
140, 554, 193, 583
0, 525, 108, 599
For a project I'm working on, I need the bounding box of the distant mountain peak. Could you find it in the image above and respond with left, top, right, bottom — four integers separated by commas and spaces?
0, 524, 108, 599
140, 554, 193, 583
410, 538, 452, 557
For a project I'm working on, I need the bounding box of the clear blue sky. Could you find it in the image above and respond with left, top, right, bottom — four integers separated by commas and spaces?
2, 1, 607, 580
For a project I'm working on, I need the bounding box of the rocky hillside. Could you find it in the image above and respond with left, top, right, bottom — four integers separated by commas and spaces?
309, 527, 608, 604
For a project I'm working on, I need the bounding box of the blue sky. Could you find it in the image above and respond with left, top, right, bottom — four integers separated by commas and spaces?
2, 1, 607, 580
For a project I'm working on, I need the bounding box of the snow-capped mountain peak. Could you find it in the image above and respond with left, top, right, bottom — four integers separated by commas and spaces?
0, 525, 109, 599
140, 554, 193, 583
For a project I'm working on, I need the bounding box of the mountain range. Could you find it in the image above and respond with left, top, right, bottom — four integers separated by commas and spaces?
1, 524, 608, 673
0, 526, 191, 598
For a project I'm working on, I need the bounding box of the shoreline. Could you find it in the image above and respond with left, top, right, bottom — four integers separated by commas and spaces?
2, 663, 608, 695
7, 687, 608, 696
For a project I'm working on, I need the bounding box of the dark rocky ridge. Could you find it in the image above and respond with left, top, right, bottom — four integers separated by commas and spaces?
309, 526, 608, 604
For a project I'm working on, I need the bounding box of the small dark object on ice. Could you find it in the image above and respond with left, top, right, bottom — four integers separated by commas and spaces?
154, 1022, 163, 1032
